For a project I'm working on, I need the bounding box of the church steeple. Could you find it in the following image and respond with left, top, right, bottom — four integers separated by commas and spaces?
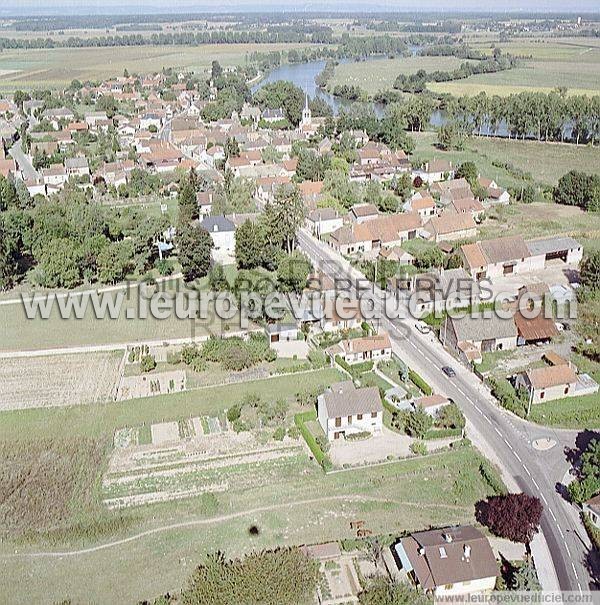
302, 94, 311, 125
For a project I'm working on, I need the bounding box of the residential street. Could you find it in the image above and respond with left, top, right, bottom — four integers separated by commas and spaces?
9, 138, 39, 182
298, 228, 598, 593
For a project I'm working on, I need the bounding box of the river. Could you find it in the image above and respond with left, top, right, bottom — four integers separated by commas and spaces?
251, 57, 447, 126
251, 57, 572, 139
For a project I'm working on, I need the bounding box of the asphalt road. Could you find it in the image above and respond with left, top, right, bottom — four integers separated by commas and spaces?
298, 228, 598, 593
9, 138, 39, 182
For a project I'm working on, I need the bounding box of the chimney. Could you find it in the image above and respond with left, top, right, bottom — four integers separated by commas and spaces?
464, 545, 471, 559
443, 533, 453, 543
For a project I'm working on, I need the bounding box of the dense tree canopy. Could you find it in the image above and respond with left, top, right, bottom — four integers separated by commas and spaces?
477, 493, 543, 544
177, 223, 213, 282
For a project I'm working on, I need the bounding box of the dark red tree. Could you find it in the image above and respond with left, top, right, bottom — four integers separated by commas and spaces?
476, 493, 543, 544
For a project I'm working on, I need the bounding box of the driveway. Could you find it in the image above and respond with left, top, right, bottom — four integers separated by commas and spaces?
329, 426, 455, 467
271, 339, 310, 359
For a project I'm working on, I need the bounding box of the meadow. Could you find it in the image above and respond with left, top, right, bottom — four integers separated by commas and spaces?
412, 131, 600, 188
0, 360, 503, 603
0, 442, 499, 604
328, 55, 469, 95
0, 273, 245, 352
428, 38, 600, 96
0, 43, 313, 92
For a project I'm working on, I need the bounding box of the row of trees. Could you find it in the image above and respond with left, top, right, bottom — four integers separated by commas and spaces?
394, 56, 516, 94
443, 90, 600, 145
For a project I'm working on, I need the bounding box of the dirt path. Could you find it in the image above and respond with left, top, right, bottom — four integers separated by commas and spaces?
0, 495, 469, 559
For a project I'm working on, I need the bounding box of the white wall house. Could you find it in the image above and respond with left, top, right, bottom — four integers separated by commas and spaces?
317, 381, 383, 441
200, 216, 236, 255
394, 525, 498, 597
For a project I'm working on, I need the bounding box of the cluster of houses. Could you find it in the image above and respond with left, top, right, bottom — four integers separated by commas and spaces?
311, 167, 511, 259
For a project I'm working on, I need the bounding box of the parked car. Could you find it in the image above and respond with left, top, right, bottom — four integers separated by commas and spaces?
442, 366, 456, 378
415, 322, 431, 334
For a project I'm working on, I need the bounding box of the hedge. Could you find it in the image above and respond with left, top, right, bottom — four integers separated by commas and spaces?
409, 369, 432, 396
294, 411, 332, 472
334, 355, 373, 378
423, 427, 462, 440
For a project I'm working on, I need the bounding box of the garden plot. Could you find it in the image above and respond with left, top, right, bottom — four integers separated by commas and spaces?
116, 370, 186, 401
0, 351, 121, 410
151, 422, 180, 445
102, 428, 304, 509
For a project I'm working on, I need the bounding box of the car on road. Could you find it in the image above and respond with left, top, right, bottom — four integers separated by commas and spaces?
442, 366, 456, 378
415, 322, 431, 334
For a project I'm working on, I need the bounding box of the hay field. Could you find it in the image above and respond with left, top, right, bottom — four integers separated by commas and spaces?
429, 39, 600, 96
0, 43, 314, 92
0, 351, 122, 410
329, 55, 468, 94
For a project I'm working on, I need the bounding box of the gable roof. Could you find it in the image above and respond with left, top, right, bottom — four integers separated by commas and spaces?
525, 365, 578, 389
479, 236, 531, 264
200, 216, 235, 232
447, 312, 517, 343
514, 310, 559, 342
400, 525, 498, 590
526, 236, 582, 257
425, 213, 476, 237
321, 382, 382, 419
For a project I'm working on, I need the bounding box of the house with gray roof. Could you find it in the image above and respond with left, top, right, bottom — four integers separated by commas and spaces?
441, 311, 518, 364
317, 381, 383, 441
200, 215, 236, 256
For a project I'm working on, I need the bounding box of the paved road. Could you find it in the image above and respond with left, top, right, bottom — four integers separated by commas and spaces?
298, 229, 598, 593
9, 138, 39, 181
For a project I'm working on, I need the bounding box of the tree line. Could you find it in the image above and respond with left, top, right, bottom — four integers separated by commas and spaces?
443, 90, 600, 144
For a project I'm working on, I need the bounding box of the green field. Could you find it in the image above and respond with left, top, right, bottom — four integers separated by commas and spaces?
0, 443, 498, 604
429, 39, 600, 96
0, 270, 249, 352
329, 55, 469, 95
468, 137, 600, 186
0, 43, 313, 92
0, 368, 342, 441
412, 131, 600, 188
478, 202, 600, 242
0, 363, 502, 603
528, 393, 600, 429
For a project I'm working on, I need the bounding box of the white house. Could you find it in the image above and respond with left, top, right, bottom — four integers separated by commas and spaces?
200, 216, 236, 256
196, 191, 214, 216
306, 208, 344, 237
583, 495, 600, 530
394, 525, 498, 597
515, 364, 579, 405
41, 164, 68, 187
317, 381, 383, 441
412, 159, 454, 185
326, 332, 392, 364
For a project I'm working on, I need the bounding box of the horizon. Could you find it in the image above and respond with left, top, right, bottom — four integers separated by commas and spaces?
2, 2, 600, 17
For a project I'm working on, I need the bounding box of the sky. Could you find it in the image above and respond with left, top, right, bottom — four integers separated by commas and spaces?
2, 0, 600, 15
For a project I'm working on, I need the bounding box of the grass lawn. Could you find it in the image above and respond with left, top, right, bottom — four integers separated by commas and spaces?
478, 202, 600, 242
428, 39, 600, 96
411, 132, 526, 191
329, 56, 469, 95
0, 43, 316, 92
468, 138, 600, 186
0, 442, 501, 604
0, 368, 342, 442
528, 393, 600, 429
